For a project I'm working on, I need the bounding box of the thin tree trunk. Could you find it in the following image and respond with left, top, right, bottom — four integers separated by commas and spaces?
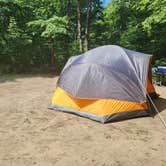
50, 44, 54, 65
84, 0, 91, 51
49, 38, 55, 65
77, 0, 83, 53
64, 0, 70, 61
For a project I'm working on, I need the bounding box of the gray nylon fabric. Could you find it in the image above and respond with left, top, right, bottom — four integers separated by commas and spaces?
57, 45, 151, 102
48, 104, 149, 123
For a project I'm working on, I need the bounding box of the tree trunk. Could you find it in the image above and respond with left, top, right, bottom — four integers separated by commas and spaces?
50, 44, 54, 65
48, 38, 55, 65
62, 0, 70, 62
84, 0, 91, 52
77, 0, 83, 53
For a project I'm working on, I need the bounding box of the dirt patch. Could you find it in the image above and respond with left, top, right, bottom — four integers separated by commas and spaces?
0, 75, 166, 166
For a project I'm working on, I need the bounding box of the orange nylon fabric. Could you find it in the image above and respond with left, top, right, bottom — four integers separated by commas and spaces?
146, 58, 156, 94
146, 78, 155, 94
52, 87, 148, 116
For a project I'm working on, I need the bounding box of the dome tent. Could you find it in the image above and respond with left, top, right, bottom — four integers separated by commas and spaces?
49, 45, 157, 123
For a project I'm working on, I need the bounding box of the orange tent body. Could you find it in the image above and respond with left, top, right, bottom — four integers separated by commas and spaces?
50, 79, 156, 123
49, 45, 157, 123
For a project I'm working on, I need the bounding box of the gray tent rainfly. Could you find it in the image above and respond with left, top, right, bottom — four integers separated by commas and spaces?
58, 45, 150, 102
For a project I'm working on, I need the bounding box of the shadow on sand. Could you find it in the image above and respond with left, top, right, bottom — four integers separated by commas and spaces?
153, 97, 166, 114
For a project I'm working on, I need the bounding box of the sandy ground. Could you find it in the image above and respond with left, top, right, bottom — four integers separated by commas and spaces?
0, 75, 166, 166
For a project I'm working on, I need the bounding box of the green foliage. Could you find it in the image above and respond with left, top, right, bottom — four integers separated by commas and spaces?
155, 58, 166, 66
28, 16, 69, 38
0, 0, 165, 74
100, 0, 166, 58
139, 0, 166, 33
54, 54, 66, 72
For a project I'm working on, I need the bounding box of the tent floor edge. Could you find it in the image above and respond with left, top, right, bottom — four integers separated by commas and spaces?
48, 104, 149, 123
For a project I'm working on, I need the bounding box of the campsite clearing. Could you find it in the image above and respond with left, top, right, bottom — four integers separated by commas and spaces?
0, 75, 166, 166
